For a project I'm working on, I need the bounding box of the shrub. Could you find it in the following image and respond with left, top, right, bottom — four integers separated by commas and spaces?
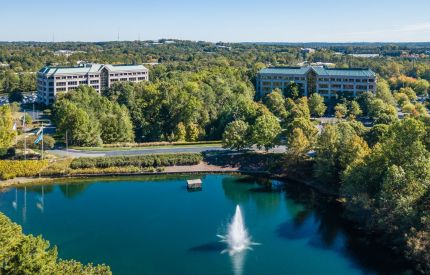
70, 153, 203, 169
0, 160, 49, 180
40, 159, 73, 176
69, 166, 142, 175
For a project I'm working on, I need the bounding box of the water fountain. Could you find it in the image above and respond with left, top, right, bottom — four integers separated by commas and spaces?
218, 205, 259, 275
218, 205, 258, 255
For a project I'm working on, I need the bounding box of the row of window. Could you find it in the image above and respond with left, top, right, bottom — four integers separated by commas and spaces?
55, 74, 99, 80
318, 90, 370, 95
56, 85, 99, 92
109, 71, 147, 77
318, 84, 374, 89
260, 78, 374, 85
318, 78, 375, 83
260, 76, 306, 81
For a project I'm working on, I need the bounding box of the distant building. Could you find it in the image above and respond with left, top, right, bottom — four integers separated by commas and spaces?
297, 61, 336, 68
54, 50, 86, 57
301, 48, 315, 54
37, 63, 149, 105
256, 66, 377, 100
349, 53, 380, 58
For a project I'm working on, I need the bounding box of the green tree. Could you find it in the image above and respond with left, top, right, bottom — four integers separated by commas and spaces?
0, 212, 111, 274
348, 101, 362, 118
262, 88, 288, 119
413, 79, 430, 96
100, 105, 134, 144
376, 78, 396, 105
399, 87, 417, 102
222, 120, 251, 150
308, 93, 326, 117
54, 101, 102, 147
2, 70, 19, 93
186, 123, 200, 142
174, 122, 187, 141
0, 106, 15, 148
288, 128, 310, 162
251, 113, 281, 150
334, 102, 348, 119
285, 82, 300, 99
342, 118, 430, 237
368, 98, 398, 124
19, 73, 36, 93
315, 122, 370, 188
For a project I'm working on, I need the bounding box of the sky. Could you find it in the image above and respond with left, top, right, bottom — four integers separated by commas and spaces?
2, 0, 430, 42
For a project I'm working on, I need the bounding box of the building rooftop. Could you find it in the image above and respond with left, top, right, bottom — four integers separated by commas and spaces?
259, 67, 311, 75
259, 66, 376, 78
38, 63, 148, 76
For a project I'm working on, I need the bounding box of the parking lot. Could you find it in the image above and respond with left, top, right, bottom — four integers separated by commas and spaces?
0, 92, 37, 106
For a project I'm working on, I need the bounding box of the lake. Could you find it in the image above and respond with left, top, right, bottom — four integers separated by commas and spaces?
0, 174, 413, 274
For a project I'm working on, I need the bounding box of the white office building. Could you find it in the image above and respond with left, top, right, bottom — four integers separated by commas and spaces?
256, 66, 377, 100
37, 63, 149, 105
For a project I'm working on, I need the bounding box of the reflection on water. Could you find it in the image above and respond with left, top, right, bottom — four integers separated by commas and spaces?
59, 183, 89, 199
221, 176, 414, 274
222, 176, 281, 213
230, 251, 246, 275
0, 175, 415, 275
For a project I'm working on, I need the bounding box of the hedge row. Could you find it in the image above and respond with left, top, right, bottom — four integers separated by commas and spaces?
70, 153, 203, 169
69, 166, 141, 175
0, 160, 49, 180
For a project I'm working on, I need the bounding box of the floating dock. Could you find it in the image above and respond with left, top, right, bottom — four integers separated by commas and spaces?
187, 179, 202, 190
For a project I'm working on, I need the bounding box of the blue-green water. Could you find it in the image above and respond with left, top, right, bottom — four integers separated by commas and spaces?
0, 175, 411, 274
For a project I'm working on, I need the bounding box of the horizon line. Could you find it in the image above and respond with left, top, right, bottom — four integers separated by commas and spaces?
1, 39, 430, 44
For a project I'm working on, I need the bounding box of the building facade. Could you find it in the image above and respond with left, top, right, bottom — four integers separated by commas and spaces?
37, 63, 149, 105
256, 66, 377, 100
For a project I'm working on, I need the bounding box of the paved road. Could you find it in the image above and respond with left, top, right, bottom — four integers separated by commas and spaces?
47, 145, 287, 158
47, 146, 227, 158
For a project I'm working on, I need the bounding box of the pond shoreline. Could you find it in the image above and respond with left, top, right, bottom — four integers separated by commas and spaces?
0, 163, 420, 274
0, 163, 337, 198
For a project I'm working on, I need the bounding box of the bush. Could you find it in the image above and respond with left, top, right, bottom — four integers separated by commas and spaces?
0, 212, 111, 274
70, 153, 203, 169
0, 160, 49, 180
69, 166, 142, 175
40, 158, 73, 176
